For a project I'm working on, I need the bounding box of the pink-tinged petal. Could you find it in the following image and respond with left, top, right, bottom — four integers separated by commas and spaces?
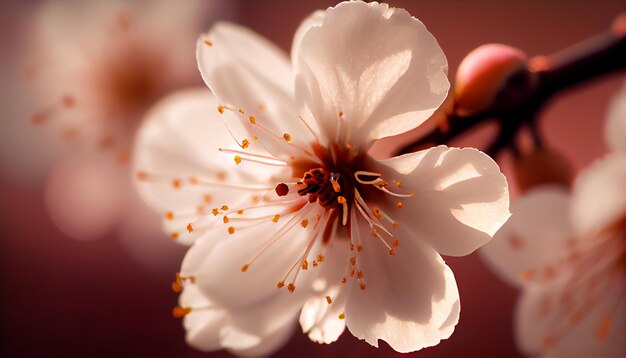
294, 1, 448, 150
571, 153, 626, 237
197, 23, 318, 160
181, 284, 227, 352
291, 10, 325, 67
343, 212, 460, 352
375, 146, 510, 257
605, 84, 626, 152
480, 186, 575, 287
133, 88, 280, 245
45, 154, 124, 241
516, 270, 626, 357
299, 241, 350, 344
180, 231, 305, 355
187, 203, 321, 310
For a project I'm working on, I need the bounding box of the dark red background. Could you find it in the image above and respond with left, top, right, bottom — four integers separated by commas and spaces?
1, 1, 624, 357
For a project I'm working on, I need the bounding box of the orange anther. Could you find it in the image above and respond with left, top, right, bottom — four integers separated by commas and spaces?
204, 39, 213, 46
166, 212, 174, 220
287, 283, 295, 293
61, 95, 76, 109
203, 194, 212, 203
189, 177, 199, 185
172, 306, 192, 318
248, 115, 256, 124
234, 156, 242, 165
359, 282, 367, 290
171, 233, 179, 239
241, 264, 249, 272
283, 133, 292, 142
337, 196, 347, 204
212, 208, 219, 216
357, 245, 363, 252
396, 201, 404, 208
301, 260, 308, 270
272, 215, 280, 223
217, 106, 224, 114
277, 281, 285, 289
171, 282, 182, 293
228, 227, 235, 235
137, 171, 150, 181
237, 210, 244, 215
221, 205, 229, 211
241, 139, 250, 149
326, 296, 333, 304
172, 179, 182, 189
300, 219, 308, 228
186, 224, 193, 233
338, 313, 345, 319
349, 256, 356, 266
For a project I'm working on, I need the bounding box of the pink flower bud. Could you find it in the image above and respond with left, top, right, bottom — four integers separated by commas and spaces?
455, 44, 528, 116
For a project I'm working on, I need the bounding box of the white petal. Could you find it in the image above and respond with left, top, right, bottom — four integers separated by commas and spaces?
344, 211, 460, 353
197, 22, 319, 160
133, 88, 280, 245
181, 245, 302, 355
571, 153, 626, 237
480, 186, 575, 287
291, 10, 325, 67
516, 271, 626, 357
294, 1, 448, 149
181, 284, 227, 352
187, 203, 320, 309
605, 83, 626, 152
299, 241, 350, 344
375, 146, 510, 256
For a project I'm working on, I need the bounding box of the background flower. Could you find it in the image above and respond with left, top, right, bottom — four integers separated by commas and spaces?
0, 1, 623, 356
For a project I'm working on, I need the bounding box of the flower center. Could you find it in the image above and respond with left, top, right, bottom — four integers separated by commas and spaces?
297, 168, 345, 208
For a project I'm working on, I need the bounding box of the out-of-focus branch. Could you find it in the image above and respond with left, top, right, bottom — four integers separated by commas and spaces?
397, 16, 626, 157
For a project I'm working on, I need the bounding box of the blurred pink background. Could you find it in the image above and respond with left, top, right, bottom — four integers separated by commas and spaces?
1, 1, 624, 357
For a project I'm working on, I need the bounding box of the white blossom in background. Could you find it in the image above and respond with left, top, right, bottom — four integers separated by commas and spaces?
481, 85, 626, 356
134, 1, 510, 355
24, 0, 234, 272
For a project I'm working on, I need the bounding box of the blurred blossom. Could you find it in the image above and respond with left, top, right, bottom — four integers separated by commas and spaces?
133, 1, 510, 355
20, 0, 235, 272
481, 88, 626, 356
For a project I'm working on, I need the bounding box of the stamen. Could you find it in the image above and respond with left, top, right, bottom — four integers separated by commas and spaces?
204, 39, 213, 46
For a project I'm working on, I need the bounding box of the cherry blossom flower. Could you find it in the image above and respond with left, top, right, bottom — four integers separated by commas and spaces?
134, 1, 510, 354
23, 0, 232, 270
481, 88, 626, 356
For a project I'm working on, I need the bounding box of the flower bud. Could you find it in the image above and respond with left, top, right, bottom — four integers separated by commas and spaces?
513, 147, 572, 193
455, 44, 528, 116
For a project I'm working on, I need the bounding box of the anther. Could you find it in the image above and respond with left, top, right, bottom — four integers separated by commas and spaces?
359, 283, 367, 290
204, 39, 213, 46
171, 233, 179, 239
338, 313, 345, 320
275, 183, 289, 196
272, 215, 280, 223
217, 106, 225, 114
287, 283, 296, 293
349, 256, 357, 266
171, 282, 182, 293
326, 296, 333, 304
228, 227, 235, 235
223, 216, 230, 223
234, 155, 242, 165
212, 208, 219, 216
61, 95, 76, 109
186, 224, 193, 233
301, 219, 309, 228
172, 306, 192, 318
283, 133, 292, 142
301, 260, 308, 270
166, 212, 174, 220
357, 245, 363, 252
237, 210, 244, 215
241, 139, 250, 149
241, 264, 249, 272
277, 281, 285, 289
396, 201, 404, 208
221, 205, 229, 210
172, 179, 182, 189
248, 115, 256, 124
